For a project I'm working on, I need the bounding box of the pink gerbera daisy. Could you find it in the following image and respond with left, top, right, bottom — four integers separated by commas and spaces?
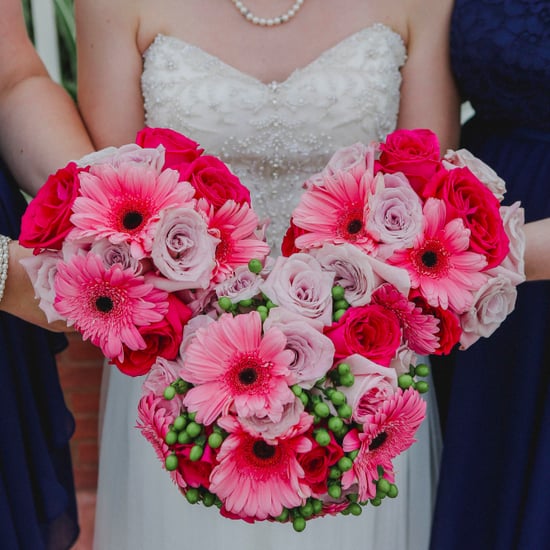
209, 415, 313, 520
181, 311, 295, 425
388, 198, 488, 314
54, 252, 169, 360
341, 388, 426, 501
202, 200, 270, 283
70, 162, 196, 258
373, 283, 440, 354
292, 171, 376, 252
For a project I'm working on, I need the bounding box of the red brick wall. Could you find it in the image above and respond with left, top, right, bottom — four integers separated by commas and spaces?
57, 333, 104, 491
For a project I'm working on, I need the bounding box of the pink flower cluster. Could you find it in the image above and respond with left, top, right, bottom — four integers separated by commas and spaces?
19, 128, 269, 374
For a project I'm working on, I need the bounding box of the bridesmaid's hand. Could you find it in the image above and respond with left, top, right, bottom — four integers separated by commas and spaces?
0, 241, 74, 332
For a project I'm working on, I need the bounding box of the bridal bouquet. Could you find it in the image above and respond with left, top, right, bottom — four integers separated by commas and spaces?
134, 129, 524, 530
18, 127, 269, 375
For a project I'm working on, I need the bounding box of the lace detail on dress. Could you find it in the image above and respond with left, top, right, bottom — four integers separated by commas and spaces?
141, 24, 406, 249
451, 0, 550, 130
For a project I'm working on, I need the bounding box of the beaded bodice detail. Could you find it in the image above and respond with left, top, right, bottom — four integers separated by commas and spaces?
451, 0, 550, 130
142, 24, 406, 248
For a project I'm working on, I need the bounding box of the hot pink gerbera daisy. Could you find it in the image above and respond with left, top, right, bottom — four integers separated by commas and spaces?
209, 415, 313, 520
292, 171, 376, 252
388, 198, 488, 314
181, 311, 296, 425
54, 252, 169, 360
202, 200, 270, 283
341, 388, 426, 501
70, 162, 196, 258
373, 283, 440, 354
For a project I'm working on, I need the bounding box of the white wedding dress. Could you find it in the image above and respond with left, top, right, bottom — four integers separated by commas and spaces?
94, 24, 442, 550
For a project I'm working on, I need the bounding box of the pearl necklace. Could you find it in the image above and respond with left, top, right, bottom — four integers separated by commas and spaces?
230, 0, 305, 26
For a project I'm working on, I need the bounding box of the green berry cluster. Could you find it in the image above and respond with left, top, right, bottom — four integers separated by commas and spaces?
397, 362, 430, 394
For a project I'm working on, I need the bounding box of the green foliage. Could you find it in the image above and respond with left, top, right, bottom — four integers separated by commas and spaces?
21, 0, 77, 98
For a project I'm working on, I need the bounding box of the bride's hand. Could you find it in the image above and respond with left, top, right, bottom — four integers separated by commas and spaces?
0, 240, 74, 332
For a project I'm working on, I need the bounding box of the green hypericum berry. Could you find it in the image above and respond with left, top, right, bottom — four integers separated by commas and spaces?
163, 386, 176, 400
333, 309, 347, 322
207, 432, 223, 449
328, 416, 344, 433
265, 300, 276, 309
331, 285, 346, 300
329, 467, 342, 480
398, 374, 414, 389
238, 298, 253, 308
177, 431, 192, 445
330, 390, 346, 406
275, 508, 289, 522
415, 363, 430, 377
291, 385, 303, 396
338, 456, 353, 472
165, 454, 178, 471
185, 421, 202, 438
293, 516, 306, 532
314, 429, 331, 447
338, 404, 353, 419
348, 449, 359, 460
312, 499, 323, 514
314, 402, 330, 418
387, 484, 399, 498
337, 362, 351, 376
299, 392, 309, 407
185, 488, 200, 504
377, 478, 391, 494
370, 497, 382, 507
173, 415, 187, 431
415, 381, 429, 394
188, 411, 197, 421
218, 296, 233, 311
203, 492, 216, 507
334, 299, 349, 311
248, 259, 263, 273
348, 502, 362, 516
328, 484, 342, 499
189, 444, 204, 462
164, 430, 178, 445
339, 373, 355, 387
300, 502, 314, 518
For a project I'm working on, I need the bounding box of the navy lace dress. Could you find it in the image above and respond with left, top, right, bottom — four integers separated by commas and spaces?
430, 2, 550, 549
0, 162, 78, 549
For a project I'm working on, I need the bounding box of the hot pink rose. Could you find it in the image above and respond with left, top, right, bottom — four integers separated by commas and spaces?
179, 155, 251, 208
113, 295, 192, 376
135, 127, 204, 169
20, 162, 84, 252
281, 218, 307, 257
422, 166, 510, 269
324, 304, 402, 366
376, 128, 441, 193
299, 434, 344, 496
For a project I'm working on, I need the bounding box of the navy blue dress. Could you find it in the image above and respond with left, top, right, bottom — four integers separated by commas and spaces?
431, 2, 550, 549
0, 162, 78, 549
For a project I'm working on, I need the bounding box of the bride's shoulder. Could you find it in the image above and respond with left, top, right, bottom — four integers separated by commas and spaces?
75, 0, 140, 33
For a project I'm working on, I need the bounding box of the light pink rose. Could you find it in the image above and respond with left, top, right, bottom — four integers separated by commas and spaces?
459, 274, 518, 350
311, 243, 411, 307
322, 142, 376, 180
264, 308, 335, 388
19, 251, 65, 323
443, 148, 506, 201
215, 265, 263, 302
77, 144, 166, 173
90, 239, 143, 275
338, 354, 398, 423
149, 207, 219, 291
260, 253, 335, 326
239, 399, 307, 442
496, 202, 526, 285
142, 356, 183, 400
179, 314, 216, 357
177, 287, 217, 316
366, 172, 424, 260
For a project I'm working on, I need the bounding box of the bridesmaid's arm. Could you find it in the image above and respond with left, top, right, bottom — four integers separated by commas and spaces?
76, 0, 146, 148
523, 219, 550, 281
397, 0, 460, 151
0, 0, 93, 196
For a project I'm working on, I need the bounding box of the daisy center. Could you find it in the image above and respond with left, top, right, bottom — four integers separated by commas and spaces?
228, 352, 269, 394
123, 211, 144, 230
338, 204, 365, 241
95, 296, 114, 313
369, 431, 388, 451
252, 440, 276, 460
238, 367, 258, 385
412, 239, 450, 277
347, 219, 363, 234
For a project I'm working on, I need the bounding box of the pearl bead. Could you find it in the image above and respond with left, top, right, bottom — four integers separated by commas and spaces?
230, 0, 306, 27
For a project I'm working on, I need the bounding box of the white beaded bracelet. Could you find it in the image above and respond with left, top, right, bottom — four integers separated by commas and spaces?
0, 235, 11, 304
